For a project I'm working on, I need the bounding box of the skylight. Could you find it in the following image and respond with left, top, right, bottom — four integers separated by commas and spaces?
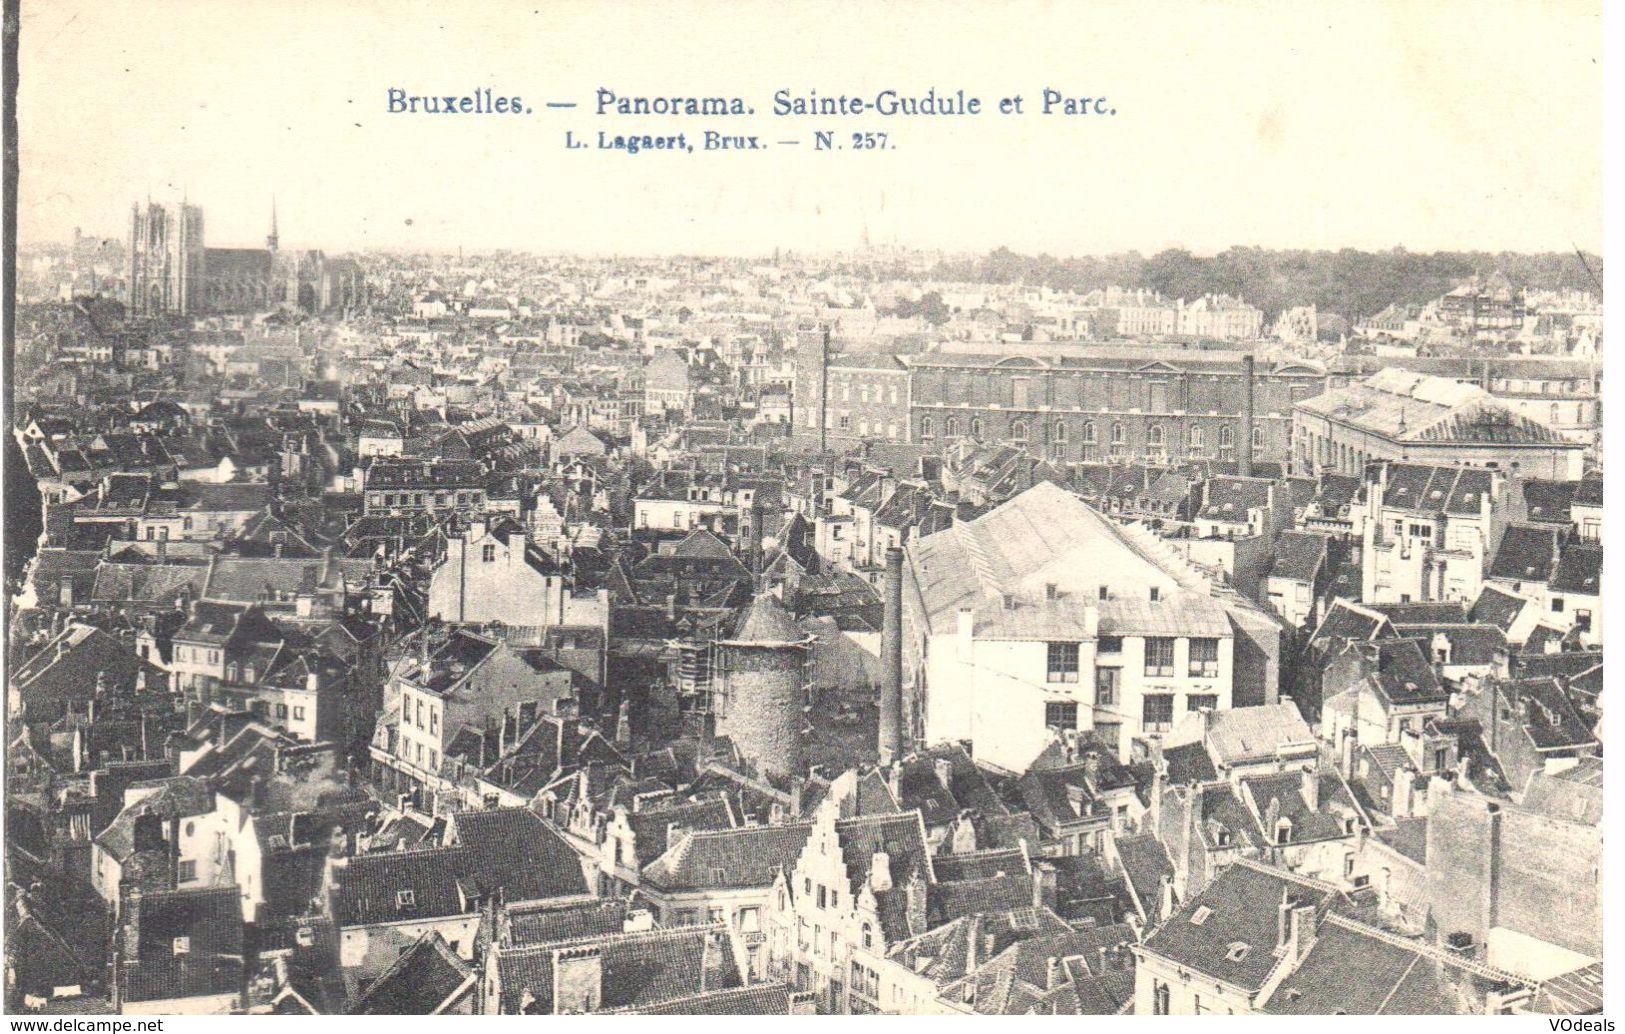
1189, 906, 1212, 926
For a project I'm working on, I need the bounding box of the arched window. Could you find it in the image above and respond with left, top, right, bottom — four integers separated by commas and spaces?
970, 418, 983, 438
225, 663, 238, 682
920, 416, 935, 438
1252, 426, 1265, 451
1054, 421, 1067, 442
945, 417, 959, 437
1219, 425, 1235, 450
1110, 422, 1124, 444
1082, 421, 1097, 444
1189, 426, 1205, 451
861, 922, 874, 949
1010, 420, 1028, 442
1550, 403, 1561, 425
1147, 424, 1164, 447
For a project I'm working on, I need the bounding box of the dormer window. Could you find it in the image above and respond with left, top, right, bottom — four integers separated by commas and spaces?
172, 936, 191, 956
396, 889, 416, 909
1275, 818, 1293, 845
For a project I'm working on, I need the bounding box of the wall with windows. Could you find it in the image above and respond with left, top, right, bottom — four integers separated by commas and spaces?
919, 613, 1234, 772
908, 355, 1321, 465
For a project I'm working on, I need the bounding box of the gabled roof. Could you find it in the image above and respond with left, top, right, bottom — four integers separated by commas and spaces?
1270, 531, 1329, 583
493, 923, 743, 1014
1142, 860, 1351, 993
1488, 524, 1562, 583
1263, 913, 1525, 1015
1469, 583, 1530, 632
332, 809, 587, 926
641, 822, 813, 891
348, 931, 475, 1015
119, 886, 245, 1004
1550, 543, 1601, 595
1310, 598, 1393, 648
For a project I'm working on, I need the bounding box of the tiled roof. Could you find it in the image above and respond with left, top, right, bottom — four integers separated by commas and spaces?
493, 923, 743, 1014
333, 809, 587, 926
1550, 543, 1601, 595
940, 923, 1138, 1015
641, 821, 812, 891
1469, 584, 1529, 631
887, 907, 1073, 988
1202, 703, 1317, 767
624, 796, 736, 868
1488, 524, 1562, 582
1270, 531, 1329, 583
119, 886, 245, 1004
506, 899, 629, 946
1379, 464, 1494, 516
1310, 599, 1392, 647
1263, 914, 1524, 1014
1112, 834, 1174, 918
1142, 861, 1347, 993
348, 931, 475, 1014
1498, 677, 1595, 751
602, 983, 797, 1015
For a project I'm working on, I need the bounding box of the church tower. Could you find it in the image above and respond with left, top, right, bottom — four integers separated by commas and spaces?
266, 196, 279, 253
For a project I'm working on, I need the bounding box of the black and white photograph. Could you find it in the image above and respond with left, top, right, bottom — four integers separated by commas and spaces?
0, 0, 1610, 1018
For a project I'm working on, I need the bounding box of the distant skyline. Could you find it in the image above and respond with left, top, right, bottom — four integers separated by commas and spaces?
17, 0, 1603, 257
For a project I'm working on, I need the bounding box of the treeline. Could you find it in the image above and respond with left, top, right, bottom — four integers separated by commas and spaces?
914, 247, 1603, 322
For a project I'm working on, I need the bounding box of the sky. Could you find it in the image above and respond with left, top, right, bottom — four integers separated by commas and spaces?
16, 0, 1603, 257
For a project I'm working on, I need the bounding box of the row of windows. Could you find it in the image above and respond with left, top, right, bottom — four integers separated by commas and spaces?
918, 416, 1265, 451
1047, 692, 1216, 732
407, 694, 440, 735
369, 490, 482, 508
404, 738, 440, 771
836, 382, 901, 405
803, 876, 840, 912
1045, 638, 1221, 681
252, 700, 307, 722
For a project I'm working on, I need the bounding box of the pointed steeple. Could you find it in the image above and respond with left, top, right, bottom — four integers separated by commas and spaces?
266, 196, 279, 252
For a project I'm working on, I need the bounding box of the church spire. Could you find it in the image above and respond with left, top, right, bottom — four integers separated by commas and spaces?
267, 196, 279, 251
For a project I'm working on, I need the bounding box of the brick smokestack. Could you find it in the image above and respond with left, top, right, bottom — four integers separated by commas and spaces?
1240, 354, 1256, 479
880, 546, 905, 763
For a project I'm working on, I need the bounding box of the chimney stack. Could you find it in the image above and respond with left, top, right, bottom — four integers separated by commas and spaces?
1240, 354, 1256, 478
879, 547, 905, 764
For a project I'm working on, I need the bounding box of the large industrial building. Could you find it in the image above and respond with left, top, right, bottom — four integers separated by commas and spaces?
793, 327, 1327, 468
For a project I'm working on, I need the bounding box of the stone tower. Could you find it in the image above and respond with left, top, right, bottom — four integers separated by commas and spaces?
126, 200, 205, 316
714, 593, 811, 782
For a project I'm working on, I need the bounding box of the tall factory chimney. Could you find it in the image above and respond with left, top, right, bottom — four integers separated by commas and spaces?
880, 546, 905, 764
1240, 354, 1256, 479
819, 327, 831, 453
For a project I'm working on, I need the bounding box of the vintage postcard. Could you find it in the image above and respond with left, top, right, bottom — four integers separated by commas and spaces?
1, 0, 1606, 1019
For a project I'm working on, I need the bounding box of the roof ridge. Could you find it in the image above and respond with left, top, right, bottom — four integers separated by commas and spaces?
685, 820, 814, 840
1229, 857, 1345, 897
1320, 913, 1525, 986
496, 919, 728, 956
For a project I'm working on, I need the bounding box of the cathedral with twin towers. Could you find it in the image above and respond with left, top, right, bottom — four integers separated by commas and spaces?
125, 197, 363, 318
